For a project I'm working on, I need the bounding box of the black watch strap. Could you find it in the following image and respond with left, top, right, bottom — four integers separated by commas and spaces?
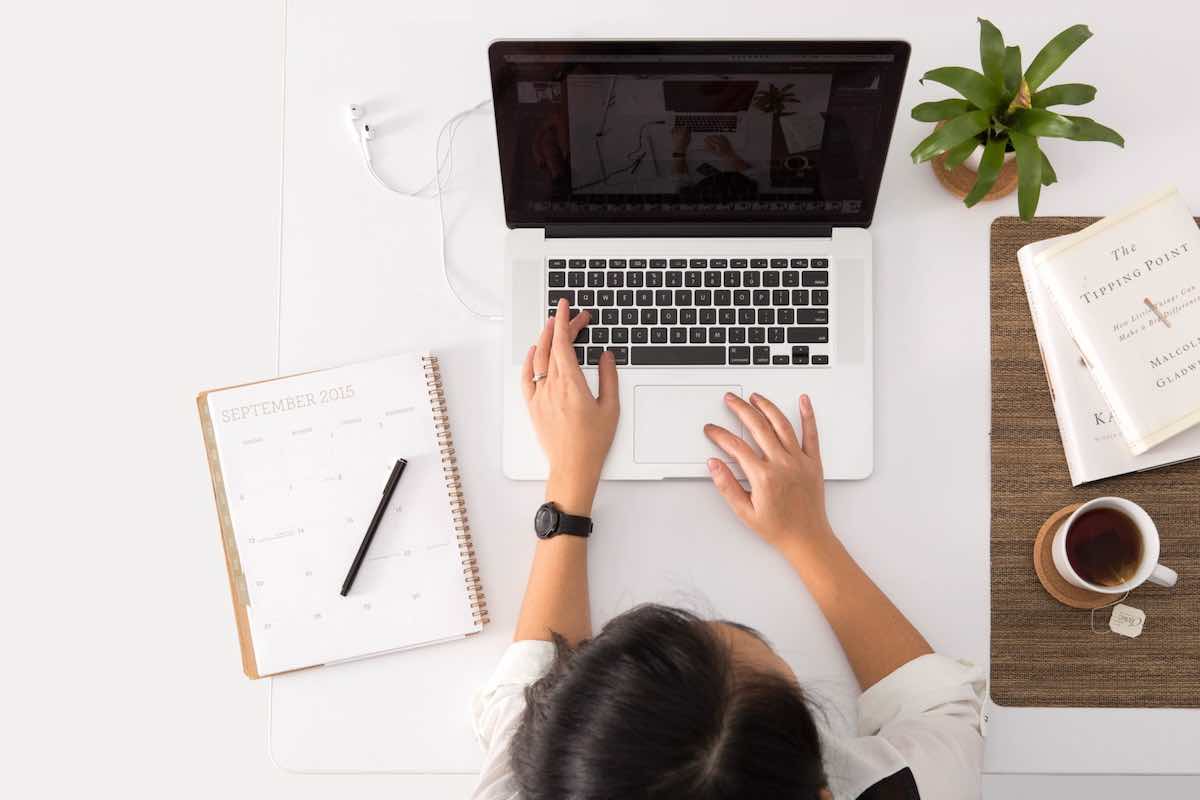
535, 501, 593, 539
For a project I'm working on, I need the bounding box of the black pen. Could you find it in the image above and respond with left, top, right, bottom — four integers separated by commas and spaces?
341, 458, 407, 596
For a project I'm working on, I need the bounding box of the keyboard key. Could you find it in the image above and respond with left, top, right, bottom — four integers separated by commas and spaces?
812, 258, 829, 268
586, 346, 603, 365
763, 271, 780, 287
802, 271, 829, 287
792, 350, 809, 366
723, 271, 741, 287
636, 290, 653, 306
711, 258, 728, 268
640, 308, 658, 325
772, 355, 789, 365
549, 272, 566, 287
610, 258, 627, 269
778, 308, 794, 325
738, 308, 755, 325
743, 271, 761, 287
574, 346, 584, 364
549, 259, 566, 269
715, 290, 731, 306
669, 258, 687, 268
768, 327, 785, 343
548, 289, 575, 306
685, 271, 702, 287
646, 271, 663, 287
583, 308, 598, 323
812, 354, 830, 365
729, 327, 746, 344
669, 327, 687, 343
598, 289, 614, 306
753, 290, 770, 306
612, 327, 630, 344
782, 270, 800, 287
694, 289, 712, 305
757, 308, 774, 325
569, 259, 586, 269
812, 290, 829, 306
728, 346, 751, 365
661, 309, 678, 325
770, 258, 788, 269
753, 346, 771, 365
621, 309, 638, 325
704, 271, 722, 287
796, 309, 829, 324
733, 290, 750, 306
592, 327, 609, 344
589, 259, 606, 268
650, 258, 667, 268
772, 289, 790, 306
681, 308, 697, 325
655, 289, 672, 306
608, 346, 629, 365
617, 290, 634, 305
749, 327, 766, 343
666, 272, 683, 287
627, 271, 645, 288
719, 308, 736, 325
787, 327, 829, 344
689, 327, 706, 343
751, 258, 768, 269
574, 327, 590, 344
607, 272, 624, 287
730, 258, 748, 269
568, 272, 585, 287
792, 289, 810, 306
602, 308, 618, 325
578, 289, 595, 306
650, 327, 668, 344
674, 290, 692, 305
632, 327, 649, 344
632, 346, 726, 365
690, 258, 708, 268
709, 326, 726, 343
700, 308, 716, 325
791, 258, 809, 268
630, 259, 646, 268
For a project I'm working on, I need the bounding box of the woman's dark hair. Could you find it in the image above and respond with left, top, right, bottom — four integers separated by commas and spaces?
510, 604, 827, 799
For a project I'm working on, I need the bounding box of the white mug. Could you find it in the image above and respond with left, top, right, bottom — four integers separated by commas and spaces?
1052, 497, 1178, 593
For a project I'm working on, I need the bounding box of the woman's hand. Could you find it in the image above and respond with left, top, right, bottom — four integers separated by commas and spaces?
521, 298, 619, 515
703, 393, 832, 551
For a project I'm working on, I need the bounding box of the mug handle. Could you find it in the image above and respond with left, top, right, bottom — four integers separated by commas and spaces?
1148, 563, 1179, 588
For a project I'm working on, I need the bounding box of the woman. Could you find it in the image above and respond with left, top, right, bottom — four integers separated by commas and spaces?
471, 300, 984, 799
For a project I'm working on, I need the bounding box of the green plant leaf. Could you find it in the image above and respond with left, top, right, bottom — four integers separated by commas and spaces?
921, 67, 1003, 111
1025, 24, 1092, 90
963, 135, 1007, 207
1040, 150, 1058, 185
1007, 108, 1076, 138
1010, 130, 1043, 220
910, 110, 992, 163
1032, 83, 1096, 107
1062, 115, 1125, 147
911, 98, 974, 122
944, 137, 980, 170
978, 18, 1006, 87
1002, 46, 1022, 96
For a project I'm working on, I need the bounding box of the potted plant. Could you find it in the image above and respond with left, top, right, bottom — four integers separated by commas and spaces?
910, 19, 1124, 219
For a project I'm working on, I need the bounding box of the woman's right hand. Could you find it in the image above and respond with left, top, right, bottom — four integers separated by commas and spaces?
702, 392, 833, 552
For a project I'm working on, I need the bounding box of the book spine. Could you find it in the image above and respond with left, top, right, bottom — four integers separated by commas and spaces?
422, 355, 489, 626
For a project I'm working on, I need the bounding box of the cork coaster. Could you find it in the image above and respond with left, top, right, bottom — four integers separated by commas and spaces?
1033, 504, 1113, 609
931, 150, 1019, 201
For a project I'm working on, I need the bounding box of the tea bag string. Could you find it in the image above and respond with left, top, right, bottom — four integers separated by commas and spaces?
1089, 590, 1132, 633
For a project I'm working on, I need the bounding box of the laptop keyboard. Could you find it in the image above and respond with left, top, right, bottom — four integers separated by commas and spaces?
673, 114, 738, 133
546, 257, 831, 367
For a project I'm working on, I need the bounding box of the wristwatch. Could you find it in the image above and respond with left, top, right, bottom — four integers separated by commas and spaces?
534, 501, 593, 539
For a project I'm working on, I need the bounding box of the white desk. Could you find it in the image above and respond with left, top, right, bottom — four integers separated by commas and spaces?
270, 0, 1200, 784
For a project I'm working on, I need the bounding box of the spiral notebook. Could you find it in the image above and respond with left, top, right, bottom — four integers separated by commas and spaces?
197, 353, 487, 679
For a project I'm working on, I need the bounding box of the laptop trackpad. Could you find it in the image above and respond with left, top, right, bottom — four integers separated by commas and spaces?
634, 385, 744, 464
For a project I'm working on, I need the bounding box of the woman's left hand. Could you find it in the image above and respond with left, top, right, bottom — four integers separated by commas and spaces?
521, 298, 620, 514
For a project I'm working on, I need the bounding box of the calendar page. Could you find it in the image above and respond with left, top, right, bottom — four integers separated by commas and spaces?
206, 354, 480, 675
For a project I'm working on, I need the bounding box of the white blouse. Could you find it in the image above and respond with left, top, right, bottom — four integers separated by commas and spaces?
469, 641, 985, 800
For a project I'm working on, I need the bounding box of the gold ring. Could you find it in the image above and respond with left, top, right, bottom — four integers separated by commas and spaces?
532, 372, 548, 383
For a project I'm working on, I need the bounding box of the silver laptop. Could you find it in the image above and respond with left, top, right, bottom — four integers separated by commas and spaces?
490, 40, 910, 480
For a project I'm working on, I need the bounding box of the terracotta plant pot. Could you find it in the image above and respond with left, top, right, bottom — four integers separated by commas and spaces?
928, 122, 1019, 202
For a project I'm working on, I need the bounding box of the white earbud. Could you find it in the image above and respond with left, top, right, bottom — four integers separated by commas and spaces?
347, 103, 374, 162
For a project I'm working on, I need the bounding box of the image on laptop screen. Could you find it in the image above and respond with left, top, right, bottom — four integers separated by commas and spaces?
489, 41, 910, 228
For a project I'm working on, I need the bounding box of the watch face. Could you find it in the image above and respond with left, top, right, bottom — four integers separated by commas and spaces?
534, 503, 557, 538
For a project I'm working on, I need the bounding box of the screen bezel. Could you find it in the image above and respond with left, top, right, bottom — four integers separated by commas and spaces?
488, 39, 911, 234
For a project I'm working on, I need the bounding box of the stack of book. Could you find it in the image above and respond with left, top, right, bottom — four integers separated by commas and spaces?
1019, 187, 1200, 485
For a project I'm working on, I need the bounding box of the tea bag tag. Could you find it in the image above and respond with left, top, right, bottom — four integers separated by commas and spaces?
1108, 603, 1146, 638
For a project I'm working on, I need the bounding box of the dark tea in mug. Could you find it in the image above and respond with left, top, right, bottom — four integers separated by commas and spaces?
1065, 507, 1144, 587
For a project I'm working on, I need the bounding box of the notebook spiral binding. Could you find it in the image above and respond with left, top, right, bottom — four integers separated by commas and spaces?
422, 355, 489, 626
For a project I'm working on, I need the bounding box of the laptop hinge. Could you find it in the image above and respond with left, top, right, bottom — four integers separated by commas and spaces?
543, 222, 835, 239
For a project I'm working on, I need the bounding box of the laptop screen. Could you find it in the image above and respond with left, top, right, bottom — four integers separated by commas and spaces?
488, 41, 910, 231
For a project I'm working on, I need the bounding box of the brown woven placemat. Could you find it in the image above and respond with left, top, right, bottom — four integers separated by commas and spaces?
990, 216, 1200, 707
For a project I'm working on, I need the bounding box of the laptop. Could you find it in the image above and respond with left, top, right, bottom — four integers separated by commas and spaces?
490, 40, 910, 480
